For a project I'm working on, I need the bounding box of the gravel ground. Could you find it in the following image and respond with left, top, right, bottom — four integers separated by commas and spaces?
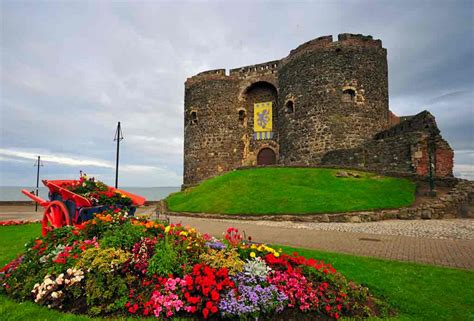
178, 217, 474, 240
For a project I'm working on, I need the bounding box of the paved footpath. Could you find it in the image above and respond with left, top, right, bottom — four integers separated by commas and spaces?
1, 206, 473, 270
166, 216, 474, 270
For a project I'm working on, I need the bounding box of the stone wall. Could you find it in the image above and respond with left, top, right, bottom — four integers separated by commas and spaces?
183, 77, 243, 185
321, 111, 454, 177
183, 67, 280, 186
278, 34, 389, 165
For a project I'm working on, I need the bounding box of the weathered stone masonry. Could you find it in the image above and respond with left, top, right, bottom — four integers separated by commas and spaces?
183, 34, 453, 187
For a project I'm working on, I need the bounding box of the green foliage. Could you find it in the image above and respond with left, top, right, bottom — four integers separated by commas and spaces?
99, 221, 145, 250
166, 168, 416, 214
146, 237, 179, 277
3, 256, 45, 300
65, 178, 107, 195
76, 247, 130, 274
76, 247, 133, 315
199, 248, 245, 275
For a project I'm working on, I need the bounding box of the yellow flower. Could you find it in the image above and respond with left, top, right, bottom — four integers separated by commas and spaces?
274, 252, 280, 258
250, 252, 256, 258
164, 226, 171, 234
179, 231, 188, 237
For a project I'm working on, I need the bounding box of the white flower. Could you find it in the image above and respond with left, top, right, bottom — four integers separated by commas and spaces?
51, 292, 58, 299
67, 268, 73, 275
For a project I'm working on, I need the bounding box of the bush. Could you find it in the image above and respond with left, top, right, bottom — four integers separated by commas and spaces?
76, 247, 133, 315
199, 248, 245, 275
100, 221, 145, 250
147, 237, 179, 277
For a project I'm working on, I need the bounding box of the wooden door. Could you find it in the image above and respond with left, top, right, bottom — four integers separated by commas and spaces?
257, 148, 276, 165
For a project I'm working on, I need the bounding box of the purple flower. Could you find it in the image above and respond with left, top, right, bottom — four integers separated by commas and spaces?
219, 272, 287, 318
205, 240, 226, 250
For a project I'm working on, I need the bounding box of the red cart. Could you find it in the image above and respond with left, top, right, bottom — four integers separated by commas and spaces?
22, 180, 146, 236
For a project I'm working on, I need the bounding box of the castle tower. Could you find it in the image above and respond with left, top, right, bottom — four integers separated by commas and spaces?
183, 63, 280, 187
277, 34, 389, 165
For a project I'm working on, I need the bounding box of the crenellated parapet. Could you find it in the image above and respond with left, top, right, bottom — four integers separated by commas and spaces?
185, 69, 231, 87
229, 60, 280, 79
337, 33, 382, 48
285, 33, 384, 62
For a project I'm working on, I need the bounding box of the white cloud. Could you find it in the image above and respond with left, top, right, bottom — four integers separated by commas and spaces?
453, 164, 474, 180
0, 148, 114, 168
0, 148, 175, 174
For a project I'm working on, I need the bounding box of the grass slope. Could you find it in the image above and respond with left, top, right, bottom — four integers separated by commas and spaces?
1, 224, 473, 320
167, 168, 416, 214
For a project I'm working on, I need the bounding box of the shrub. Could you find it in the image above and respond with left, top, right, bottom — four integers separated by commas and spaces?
100, 221, 145, 250
76, 247, 133, 315
199, 248, 245, 275
147, 237, 179, 277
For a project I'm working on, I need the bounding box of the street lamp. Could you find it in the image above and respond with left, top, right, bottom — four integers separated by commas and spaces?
114, 121, 124, 188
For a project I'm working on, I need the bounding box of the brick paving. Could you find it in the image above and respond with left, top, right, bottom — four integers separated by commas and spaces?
1, 205, 473, 270
165, 216, 474, 270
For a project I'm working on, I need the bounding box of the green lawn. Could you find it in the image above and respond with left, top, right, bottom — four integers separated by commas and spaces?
167, 168, 416, 214
1, 224, 473, 320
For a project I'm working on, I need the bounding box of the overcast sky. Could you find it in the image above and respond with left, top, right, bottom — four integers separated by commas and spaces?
1, 0, 473, 187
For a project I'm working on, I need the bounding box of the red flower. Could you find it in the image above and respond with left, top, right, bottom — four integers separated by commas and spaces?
202, 308, 209, 319
211, 290, 219, 301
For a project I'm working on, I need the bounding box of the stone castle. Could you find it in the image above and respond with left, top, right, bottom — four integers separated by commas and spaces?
183, 33, 453, 187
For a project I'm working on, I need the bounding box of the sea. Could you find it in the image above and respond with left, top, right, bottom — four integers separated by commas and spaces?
0, 186, 181, 202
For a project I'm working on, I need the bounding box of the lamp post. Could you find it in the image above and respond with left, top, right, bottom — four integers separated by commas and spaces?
428, 135, 436, 197
114, 121, 124, 188
33, 156, 43, 212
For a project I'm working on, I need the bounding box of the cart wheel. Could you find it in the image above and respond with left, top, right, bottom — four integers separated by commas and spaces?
42, 201, 71, 237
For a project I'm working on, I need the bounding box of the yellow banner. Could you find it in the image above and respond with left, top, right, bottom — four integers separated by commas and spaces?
254, 102, 272, 132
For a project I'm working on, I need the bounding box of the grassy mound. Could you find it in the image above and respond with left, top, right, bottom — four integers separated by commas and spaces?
167, 168, 416, 215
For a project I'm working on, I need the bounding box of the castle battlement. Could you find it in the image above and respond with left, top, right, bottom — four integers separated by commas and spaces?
229, 60, 280, 78
185, 69, 229, 86
186, 33, 384, 87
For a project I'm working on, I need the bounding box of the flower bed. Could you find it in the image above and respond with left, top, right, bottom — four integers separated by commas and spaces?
0, 207, 391, 320
60, 173, 133, 207
0, 220, 41, 226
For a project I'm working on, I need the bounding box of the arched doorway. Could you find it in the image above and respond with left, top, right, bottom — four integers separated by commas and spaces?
257, 148, 276, 165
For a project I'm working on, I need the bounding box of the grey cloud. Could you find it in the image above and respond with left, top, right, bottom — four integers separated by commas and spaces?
1, 0, 473, 186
